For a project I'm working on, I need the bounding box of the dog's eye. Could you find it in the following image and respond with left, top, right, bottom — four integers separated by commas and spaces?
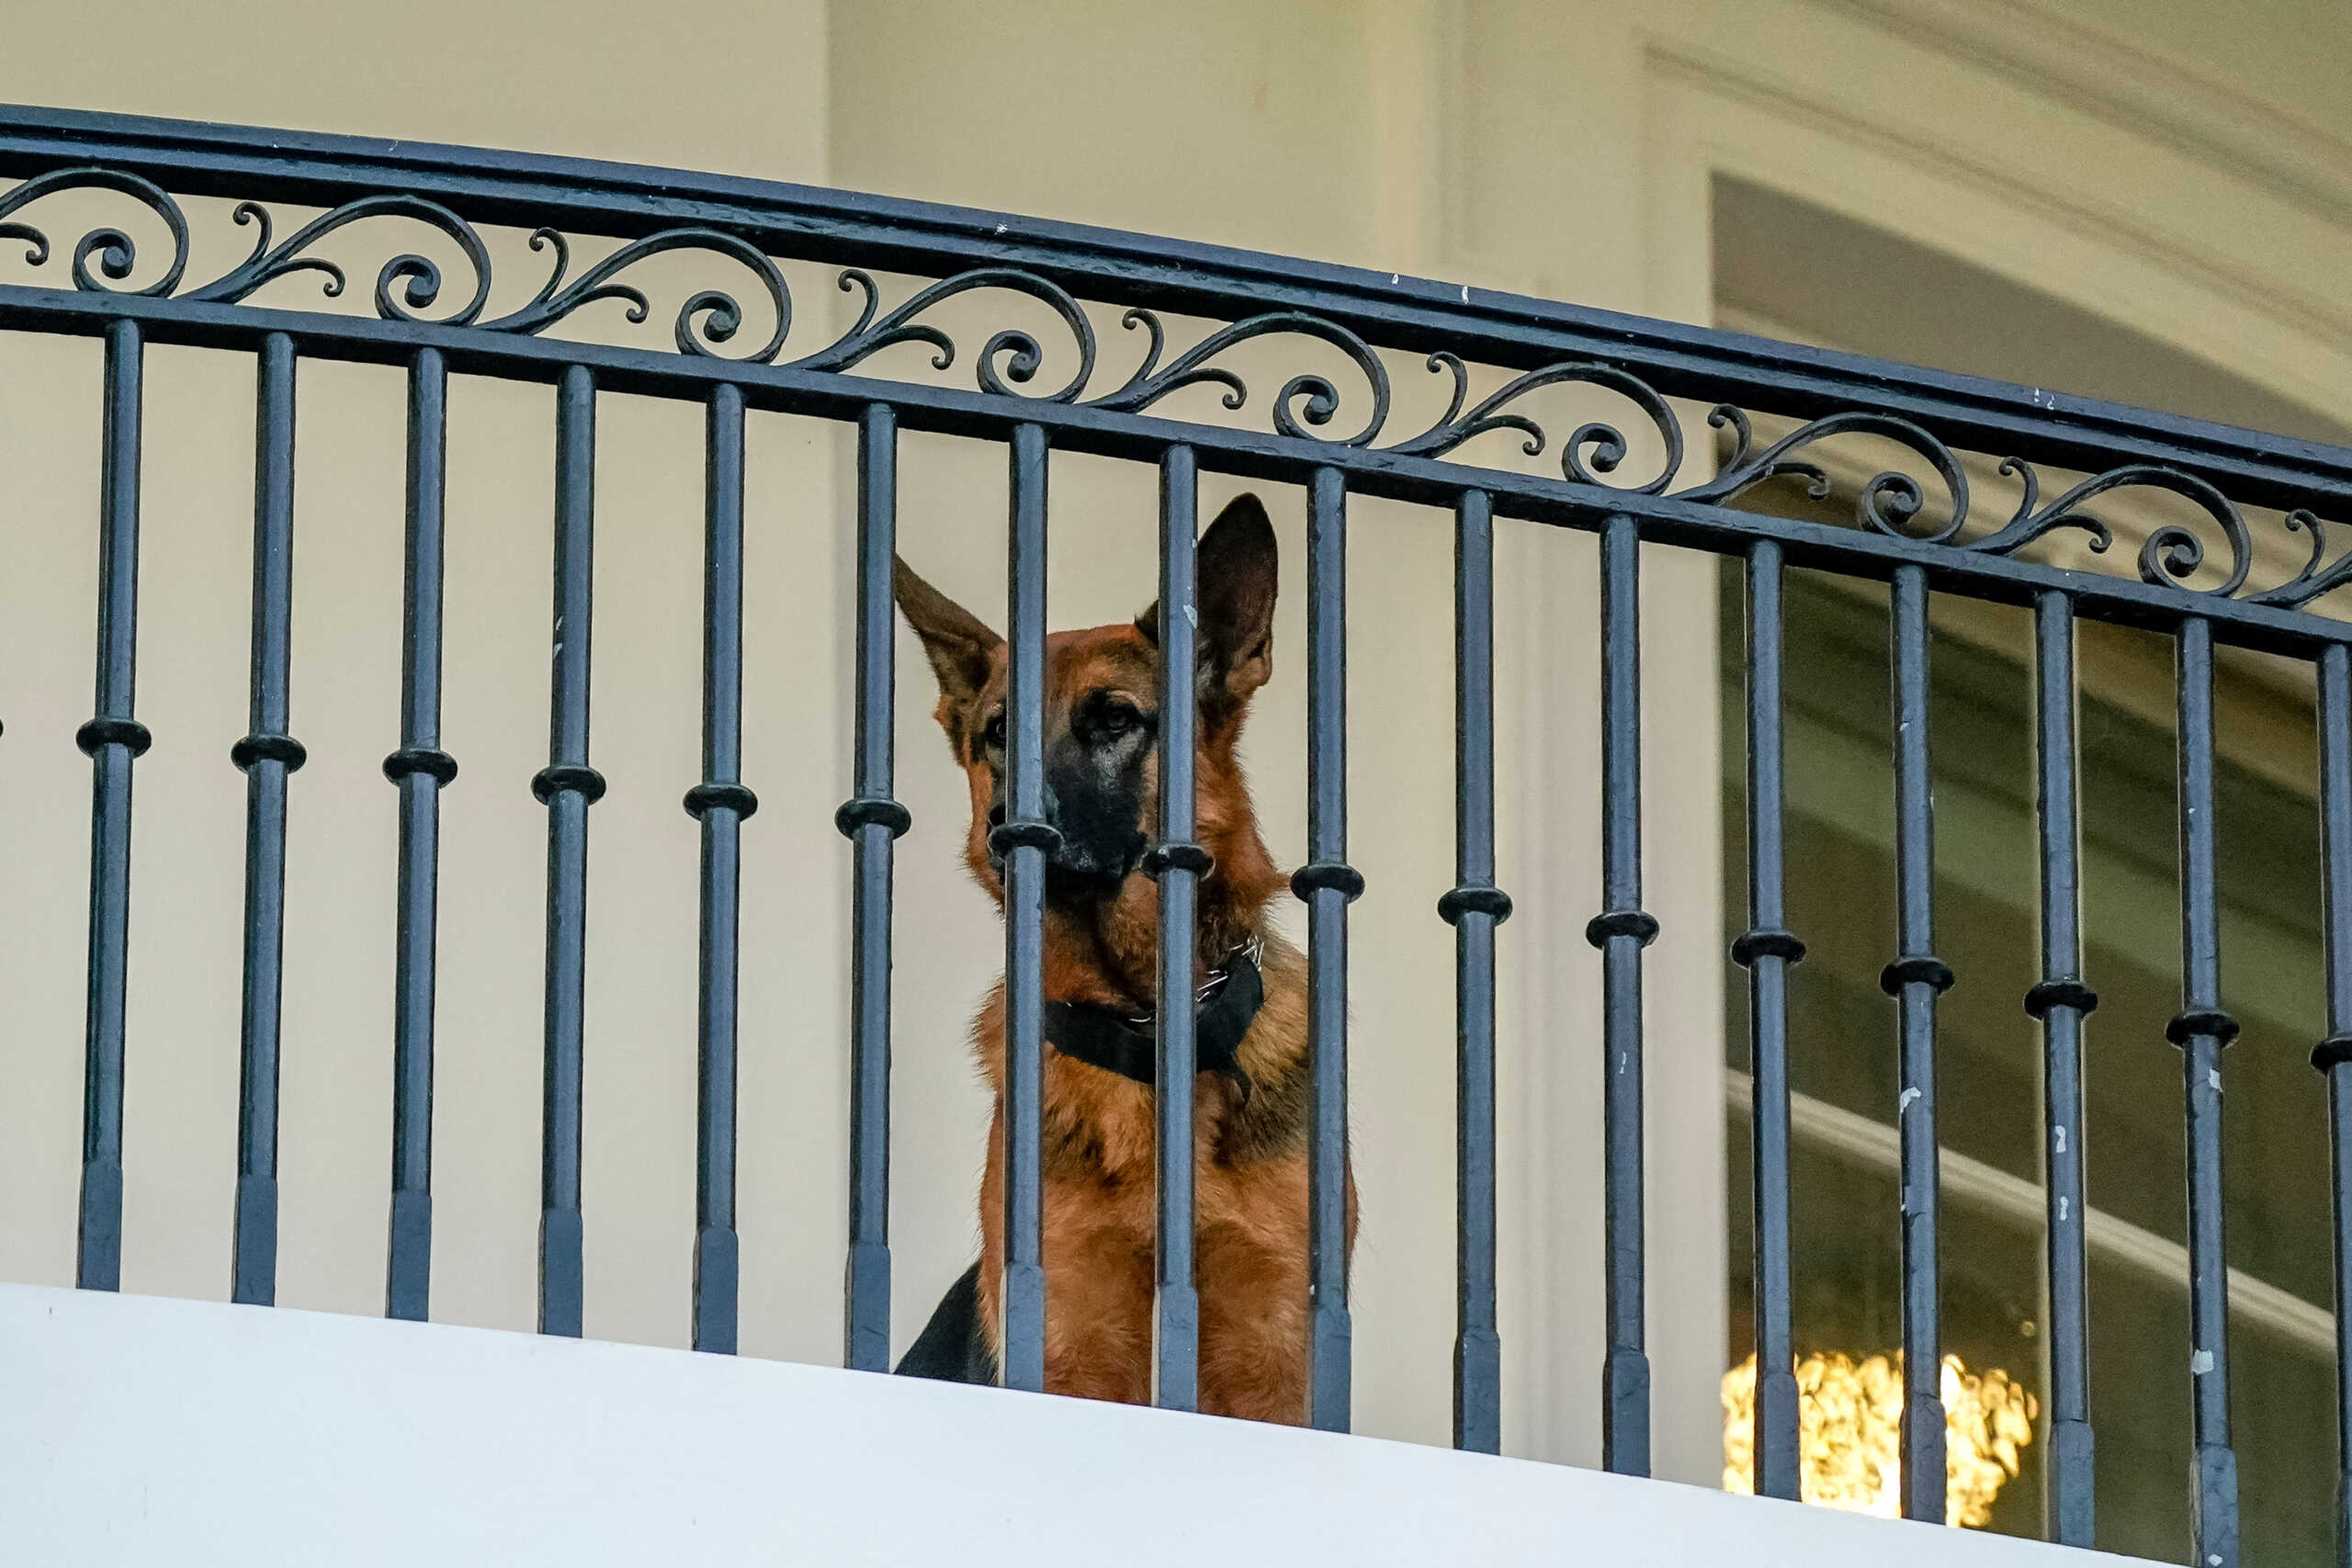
981, 711, 1006, 752
1091, 701, 1144, 740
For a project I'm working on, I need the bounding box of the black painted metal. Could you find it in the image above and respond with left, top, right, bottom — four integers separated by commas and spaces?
2318, 644, 2352, 1568
840, 402, 904, 1373
1444, 487, 1505, 1454
11, 114, 2352, 1560
998, 422, 1052, 1393
2030, 591, 2098, 1546
232, 330, 301, 1308
688, 382, 753, 1355
1152, 444, 1203, 1413
1590, 513, 1654, 1476
1885, 563, 1950, 1524
2174, 615, 2241, 1568
76, 315, 145, 1294
1734, 538, 1802, 1501
385, 345, 452, 1323
1299, 464, 1356, 1433
537, 364, 601, 1339
6, 104, 2351, 526
3, 280, 2347, 660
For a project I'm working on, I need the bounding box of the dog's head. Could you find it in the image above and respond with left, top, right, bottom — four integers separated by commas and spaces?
895, 494, 1278, 908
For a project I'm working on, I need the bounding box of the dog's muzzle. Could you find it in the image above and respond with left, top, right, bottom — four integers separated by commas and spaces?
987, 784, 1148, 895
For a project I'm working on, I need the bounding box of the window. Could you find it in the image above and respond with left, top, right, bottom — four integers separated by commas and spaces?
1713, 176, 2349, 1560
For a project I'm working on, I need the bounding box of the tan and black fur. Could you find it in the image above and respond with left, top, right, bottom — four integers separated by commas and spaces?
891, 495, 1354, 1423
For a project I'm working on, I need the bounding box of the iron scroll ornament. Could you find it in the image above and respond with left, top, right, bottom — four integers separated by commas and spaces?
4, 164, 2347, 607
182, 196, 497, 325
1681, 404, 2352, 607
0, 166, 191, 297
483, 227, 791, 361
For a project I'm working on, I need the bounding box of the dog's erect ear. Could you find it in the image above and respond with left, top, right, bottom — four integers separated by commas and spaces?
895, 555, 1002, 711
1196, 494, 1279, 703
1135, 493, 1278, 712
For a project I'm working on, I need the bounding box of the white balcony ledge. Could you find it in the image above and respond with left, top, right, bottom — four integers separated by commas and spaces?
1, 1282, 2131, 1566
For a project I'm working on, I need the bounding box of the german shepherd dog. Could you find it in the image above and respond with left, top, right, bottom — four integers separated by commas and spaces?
889, 494, 1354, 1422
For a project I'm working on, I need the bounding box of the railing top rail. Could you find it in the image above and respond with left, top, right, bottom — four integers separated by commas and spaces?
2, 101, 2348, 521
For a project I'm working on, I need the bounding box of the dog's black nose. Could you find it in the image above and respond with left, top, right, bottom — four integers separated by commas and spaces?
986, 784, 1060, 833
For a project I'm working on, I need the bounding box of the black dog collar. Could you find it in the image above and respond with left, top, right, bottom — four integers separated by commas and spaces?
1041, 940, 1264, 1100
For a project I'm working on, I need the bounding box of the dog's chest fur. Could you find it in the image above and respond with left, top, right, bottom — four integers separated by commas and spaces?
967, 934, 1338, 1421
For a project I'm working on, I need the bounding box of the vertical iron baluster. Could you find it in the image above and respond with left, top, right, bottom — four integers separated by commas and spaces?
2314, 644, 2352, 1568
232, 331, 304, 1307
1884, 562, 1951, 1522
1443, 487, 1510, 1454
997, 422, 1051, 1392
1732, 538, 1803, 1499
2174, 615, 2240, 1568
1589, 512, 1657, 1474
384, 346, 455, 1322
839, 402, 907, 1372
1149, 445, 1204, 1411
535, 365, 603, 1338
685, 383, 756, 1354
76, 317, 147, 1293
2029, 590, 2098, 1546
1294, 465, 1360, 1432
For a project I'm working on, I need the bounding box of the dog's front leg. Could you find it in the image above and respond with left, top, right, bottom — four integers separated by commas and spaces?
977, 1120, 1156, 1405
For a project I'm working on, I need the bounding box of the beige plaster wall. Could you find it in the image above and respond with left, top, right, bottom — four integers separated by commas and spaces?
0, 0, 849, 1374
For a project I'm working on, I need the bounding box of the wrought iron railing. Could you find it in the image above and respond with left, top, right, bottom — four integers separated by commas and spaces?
4, 103, 2351, 1566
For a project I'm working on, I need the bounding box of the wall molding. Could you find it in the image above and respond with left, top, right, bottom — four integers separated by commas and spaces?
1825, 0, 2352, 235
1645, 39, 2352, 357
